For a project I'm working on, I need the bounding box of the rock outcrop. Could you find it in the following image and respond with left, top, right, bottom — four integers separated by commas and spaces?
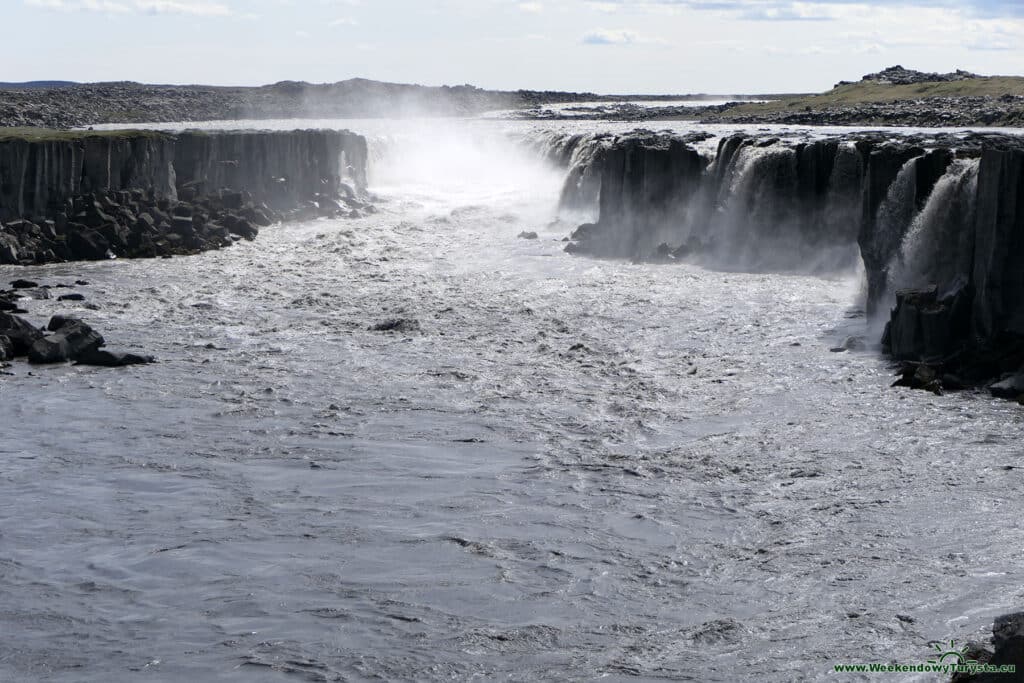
0, 311, 152, 368
0, 128, 369, 264
554, 129, 1024, 394
853, 65, 980, 87
953, 611, 1024, 681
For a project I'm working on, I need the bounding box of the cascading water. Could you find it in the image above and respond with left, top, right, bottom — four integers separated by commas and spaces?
889, 158, 979, 293
863, 154, 922, 316
9, 118, 1024, 683
698, 142, 863, 273
556, 133, 612, 216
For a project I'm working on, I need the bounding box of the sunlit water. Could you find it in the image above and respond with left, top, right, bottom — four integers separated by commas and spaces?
3, 119, 1024, 682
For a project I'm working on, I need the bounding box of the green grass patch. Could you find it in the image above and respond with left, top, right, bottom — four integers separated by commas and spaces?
714, 76, 1024, 119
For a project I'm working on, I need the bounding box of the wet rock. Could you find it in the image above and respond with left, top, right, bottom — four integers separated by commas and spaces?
20, 288, 50, 300
75, 348, 155, 367
990, 373, 1024, 400
369, 318, 421, 333
951, 643, 994, 683
0, 335, 12, 361
0, 312, 44, 355
10, 279, 37, 289
517, 231, 538, 239
892, 362, 943, 395
57, 293, 85, 302
68, 229, 112, 260
842, 335, 866, 351
886, 279, 972, 363
28, 317, 104, 364
962, 612, 1024, 682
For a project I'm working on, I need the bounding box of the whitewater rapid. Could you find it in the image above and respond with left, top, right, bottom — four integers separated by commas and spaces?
3, 119, 1024, 682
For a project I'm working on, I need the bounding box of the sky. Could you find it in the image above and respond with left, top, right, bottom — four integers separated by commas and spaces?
3, 0, 1023, 94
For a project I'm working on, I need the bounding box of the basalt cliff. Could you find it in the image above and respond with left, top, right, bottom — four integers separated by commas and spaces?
0, 128, 369, 266
545, 129, 1024, 396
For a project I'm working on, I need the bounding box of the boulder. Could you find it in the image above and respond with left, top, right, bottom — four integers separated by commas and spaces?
232, 218, 258, 241
171, 215, 195, 238
990, 373, 1024, 400
68, 228, 111, 260
0, 231, 20, 264
28, 317, 104, 364
0, 335, 12, 361
10, 279, 38, 289
369, 318, 421, 333
0, 312, 44, 355
75, 348, 155, 367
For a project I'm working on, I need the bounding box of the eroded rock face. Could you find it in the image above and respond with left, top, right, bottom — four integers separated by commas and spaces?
0, 129, 370, 264
559, 130, 1024, 393
885, 279, 972, 362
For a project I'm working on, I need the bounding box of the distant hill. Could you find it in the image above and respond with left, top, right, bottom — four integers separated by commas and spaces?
0, 77, 774, 129
0, 81, 79, 89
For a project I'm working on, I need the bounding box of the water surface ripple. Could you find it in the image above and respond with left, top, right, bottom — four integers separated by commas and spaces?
2, 122, 1024, 682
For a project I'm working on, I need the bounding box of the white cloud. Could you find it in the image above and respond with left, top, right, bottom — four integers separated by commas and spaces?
25, 0, 231, 15
582, 28, 663, 45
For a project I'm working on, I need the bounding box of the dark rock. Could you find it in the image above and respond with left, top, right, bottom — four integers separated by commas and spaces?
172, 203, 194, 218
517, 231, 539, 239
0, 228, 21, 263
886, 278, 973, 362
28, 318, 104, 364
75, 348, 155, 367
858, 65, 979, 87
57, 293, 85, 302
892, 362, 944, 395
232, 218, 258, 240
68, 229, 111, 260
0, 312, 44, 355
10, 279, 38, 289
991, 373, 1024, 399
967, 612, 1024, 682
369, 318, 421, 333
0, 335, 12, 361
25, 288, 51, 300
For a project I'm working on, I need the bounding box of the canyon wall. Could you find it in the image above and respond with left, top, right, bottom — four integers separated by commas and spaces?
552, 130, 1024, 387
0, 129, 368, 264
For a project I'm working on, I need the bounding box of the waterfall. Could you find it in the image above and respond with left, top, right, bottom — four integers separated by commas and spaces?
864, 154, 922, 312
874, 156, 920, 255
706, 143, 802, 270
555, 133, 614, 216
889, 158, 979, 293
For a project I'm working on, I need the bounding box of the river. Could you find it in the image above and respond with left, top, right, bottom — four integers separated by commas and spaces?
2, 118, 1023, 682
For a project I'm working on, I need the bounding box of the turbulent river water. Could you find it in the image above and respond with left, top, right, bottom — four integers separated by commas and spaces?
3, 119, 1024, 682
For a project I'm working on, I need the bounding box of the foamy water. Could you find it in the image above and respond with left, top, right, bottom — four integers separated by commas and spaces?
3, 119, 1023, 681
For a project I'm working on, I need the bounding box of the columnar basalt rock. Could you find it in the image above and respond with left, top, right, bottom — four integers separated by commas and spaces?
563, 133, 709, 259
558, 130, 1024, 394
0, 128, 369, 264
